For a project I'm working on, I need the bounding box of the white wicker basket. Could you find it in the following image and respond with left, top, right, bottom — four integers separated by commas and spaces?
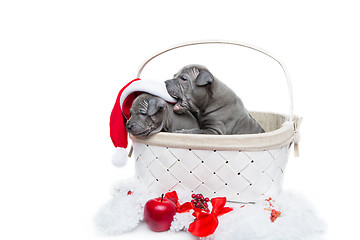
130, 41, 301, 203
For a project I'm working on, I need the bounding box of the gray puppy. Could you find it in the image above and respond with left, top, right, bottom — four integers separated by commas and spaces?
165, 65, 265, 135
125, 93, 199, 138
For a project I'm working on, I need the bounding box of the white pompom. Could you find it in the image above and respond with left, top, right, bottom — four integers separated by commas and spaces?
111, 147, 128, 167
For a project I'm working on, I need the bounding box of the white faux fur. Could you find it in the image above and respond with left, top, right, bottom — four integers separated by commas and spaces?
201, 193, 326, 240
94, 178, 155, 234
95, 178, 326, 239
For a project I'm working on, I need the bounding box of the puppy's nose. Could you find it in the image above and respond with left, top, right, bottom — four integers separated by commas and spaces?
165, 79, 174, 85
125, 122, 135, 131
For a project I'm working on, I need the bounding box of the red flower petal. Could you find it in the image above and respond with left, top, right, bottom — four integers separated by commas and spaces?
188, 214, 219, 237
178, 202, 193, 213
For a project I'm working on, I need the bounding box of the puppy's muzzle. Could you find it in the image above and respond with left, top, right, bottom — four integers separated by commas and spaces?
125, 121, 142, 134
165, 80, 178, 97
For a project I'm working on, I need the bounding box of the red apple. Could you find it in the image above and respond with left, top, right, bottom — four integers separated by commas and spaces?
144, 194, 177, 232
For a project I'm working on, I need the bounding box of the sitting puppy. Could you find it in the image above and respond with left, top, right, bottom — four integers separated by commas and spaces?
165, 64, 265, 135
125, 93, 199, 138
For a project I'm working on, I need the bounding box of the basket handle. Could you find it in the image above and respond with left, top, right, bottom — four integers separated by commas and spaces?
136, 40, 294, 123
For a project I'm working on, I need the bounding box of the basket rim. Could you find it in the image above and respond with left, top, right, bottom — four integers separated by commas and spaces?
130, 111, 298, 151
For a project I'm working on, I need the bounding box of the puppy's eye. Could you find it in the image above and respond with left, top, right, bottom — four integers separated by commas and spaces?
180, 75, 188, 81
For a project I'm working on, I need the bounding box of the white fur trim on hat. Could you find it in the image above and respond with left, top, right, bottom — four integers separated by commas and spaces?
119, 80, 176, 110
111, 147, 128, 167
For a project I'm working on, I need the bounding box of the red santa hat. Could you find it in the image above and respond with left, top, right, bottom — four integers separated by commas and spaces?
110, 78, 176, 167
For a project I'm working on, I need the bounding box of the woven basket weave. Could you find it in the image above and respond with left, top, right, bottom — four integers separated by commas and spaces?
130, 41, 301, 203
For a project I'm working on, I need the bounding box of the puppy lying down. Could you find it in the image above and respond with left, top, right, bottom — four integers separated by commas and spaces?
165, 64, 265, 135
125, 93, 199, 138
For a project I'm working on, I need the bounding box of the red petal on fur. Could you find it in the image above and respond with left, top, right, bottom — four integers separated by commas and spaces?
188, 197, 233, 237
179, 202, 193, 213
188, 214, 219, 237
164, 191, 193, 213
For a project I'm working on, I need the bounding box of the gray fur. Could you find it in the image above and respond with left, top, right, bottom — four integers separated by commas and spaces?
125, 93, 199, 138
165, 65, 265, 135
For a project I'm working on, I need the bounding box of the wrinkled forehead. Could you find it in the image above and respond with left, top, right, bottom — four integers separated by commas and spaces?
131, 95, 149, 111
175, 66, 200, 78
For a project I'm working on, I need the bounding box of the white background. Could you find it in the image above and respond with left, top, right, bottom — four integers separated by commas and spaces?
1, 1, 359, 239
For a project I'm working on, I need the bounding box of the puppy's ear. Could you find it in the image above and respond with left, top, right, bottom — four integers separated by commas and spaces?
195, 69, 214, 86
147, 98, 166, 116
